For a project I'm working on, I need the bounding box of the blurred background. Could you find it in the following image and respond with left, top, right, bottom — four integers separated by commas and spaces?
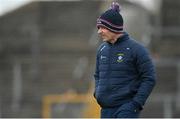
0, 0, 180, 118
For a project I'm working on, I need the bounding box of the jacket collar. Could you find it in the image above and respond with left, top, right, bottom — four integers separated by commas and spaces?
116, 32, 129, 44
106, 32, 129, 45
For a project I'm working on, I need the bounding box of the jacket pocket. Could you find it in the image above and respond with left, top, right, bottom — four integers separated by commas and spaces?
117, 101, 141, 113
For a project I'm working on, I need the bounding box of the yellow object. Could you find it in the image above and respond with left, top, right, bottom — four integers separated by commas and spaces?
42, 91, 100, 118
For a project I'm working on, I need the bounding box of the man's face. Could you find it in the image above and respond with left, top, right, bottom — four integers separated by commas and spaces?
97, 26, 116, 43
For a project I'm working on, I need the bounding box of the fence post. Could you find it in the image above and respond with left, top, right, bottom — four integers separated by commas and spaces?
163, 95, 172, 118
12, 60, 22, 112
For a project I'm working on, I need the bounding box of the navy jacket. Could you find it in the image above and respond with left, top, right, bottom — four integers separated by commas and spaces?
94, 32, 156, 108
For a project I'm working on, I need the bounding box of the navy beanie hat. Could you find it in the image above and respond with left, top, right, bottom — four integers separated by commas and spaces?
97, 2, 123, 33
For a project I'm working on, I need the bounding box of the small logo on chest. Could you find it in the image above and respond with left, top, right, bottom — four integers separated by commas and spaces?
117, 53, 124, 62
101, 55, 107, 60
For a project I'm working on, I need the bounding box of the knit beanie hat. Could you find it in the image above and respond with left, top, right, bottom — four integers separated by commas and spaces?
97, 2, 123, 33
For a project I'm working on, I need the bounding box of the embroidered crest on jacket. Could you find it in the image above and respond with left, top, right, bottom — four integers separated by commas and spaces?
117, 53, 124, 62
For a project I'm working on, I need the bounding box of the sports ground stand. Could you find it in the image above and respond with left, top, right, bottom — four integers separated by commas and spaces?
0, 0, 180, 118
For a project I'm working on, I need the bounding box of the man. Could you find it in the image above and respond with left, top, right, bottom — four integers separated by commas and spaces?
93, 2, 156, 118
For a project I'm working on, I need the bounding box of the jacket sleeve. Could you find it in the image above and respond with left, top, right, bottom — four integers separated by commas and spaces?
94, 53, 99, 89
93, 48, 100, 98
132, 45, 156, 108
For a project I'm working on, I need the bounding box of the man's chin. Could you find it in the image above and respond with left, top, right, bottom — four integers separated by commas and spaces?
103, 39, 108, 42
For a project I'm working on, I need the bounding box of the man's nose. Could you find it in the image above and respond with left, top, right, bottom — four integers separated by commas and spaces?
98, 28, 102, 34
